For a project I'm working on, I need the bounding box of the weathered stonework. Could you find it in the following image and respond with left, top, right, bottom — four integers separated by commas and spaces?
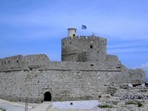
0, 28, 146, 103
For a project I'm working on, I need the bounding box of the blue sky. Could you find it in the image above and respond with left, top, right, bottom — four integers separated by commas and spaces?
0, 0, 148, 78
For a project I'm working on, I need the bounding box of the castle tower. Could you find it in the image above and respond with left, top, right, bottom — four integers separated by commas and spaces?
61, 28, 107, 62
68, 28, 76, 39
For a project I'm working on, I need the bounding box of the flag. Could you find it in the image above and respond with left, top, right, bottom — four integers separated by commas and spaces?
82, 25, 87, 29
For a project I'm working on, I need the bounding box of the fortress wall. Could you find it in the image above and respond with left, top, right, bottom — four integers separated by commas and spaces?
127, 69, 146, 83
0, 56, 144, 102
0, 54, 50, 71
106, 54, 120, 63
108, 68, 145, 85
23, 54, 50, 69
0, 54, 121, 72
0, 69, 121, 102
0, 55, 24, 71
0, 71, 47, 102
45, 61, 122, 71
49, 70, 120, 101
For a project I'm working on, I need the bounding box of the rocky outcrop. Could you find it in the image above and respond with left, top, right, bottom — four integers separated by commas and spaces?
91, 84, 148, 111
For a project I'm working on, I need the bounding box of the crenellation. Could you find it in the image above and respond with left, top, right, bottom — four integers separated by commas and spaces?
0, 27, 145, 103
0, 55, 24, 71
79, 36, 87, 38
63, 35, 106, 41
0, 54, 50, 72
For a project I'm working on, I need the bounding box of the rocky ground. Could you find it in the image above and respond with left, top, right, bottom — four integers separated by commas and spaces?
92, 84, 148, 111
0, 84, 148, 111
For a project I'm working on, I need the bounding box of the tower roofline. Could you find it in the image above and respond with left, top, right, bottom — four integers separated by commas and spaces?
67, 28, 77, 30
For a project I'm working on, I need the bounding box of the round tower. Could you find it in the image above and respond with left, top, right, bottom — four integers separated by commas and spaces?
68, 28, 76, 39
61, 28, 107, 62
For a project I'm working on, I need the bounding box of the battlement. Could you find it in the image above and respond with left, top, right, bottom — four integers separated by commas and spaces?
0, 55, 23, 71
62, 35, 106, 41
0, 55, 23, 66
0, 54, 50, 72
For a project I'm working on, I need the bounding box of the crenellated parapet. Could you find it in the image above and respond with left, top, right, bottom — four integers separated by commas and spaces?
0, 54, 50, 72
62, 35, 106, 42
0, 55, 23, 71
23, 54, 50, 70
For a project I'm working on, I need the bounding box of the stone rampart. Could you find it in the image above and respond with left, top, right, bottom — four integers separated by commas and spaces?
43, 61, 122, 72
22, 54, 50, 70
0, 55, 23, 71
106, 54, 120, 63
0, 54, 49, 72
0, 67, 121, 102
0, 57, 145, 102
108, 68, 145, 85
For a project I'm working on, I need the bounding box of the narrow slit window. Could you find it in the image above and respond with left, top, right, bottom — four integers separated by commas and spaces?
90, 45, 93, 49
90, 64, 94, 67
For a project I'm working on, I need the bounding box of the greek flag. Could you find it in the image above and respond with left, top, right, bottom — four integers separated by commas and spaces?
82, 25, 87, 29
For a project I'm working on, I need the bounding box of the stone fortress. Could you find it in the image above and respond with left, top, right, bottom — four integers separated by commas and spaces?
0, 28, 145, 103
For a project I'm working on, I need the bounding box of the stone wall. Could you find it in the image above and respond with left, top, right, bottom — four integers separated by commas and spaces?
43, 61, 121, 71
0, 59, 145, 102
0, 54, 50, 72
0, 55, 23, 71
127, 69, 146, 83
0, 66, 121, 102
106, 54, 120, 63
61, 36, 107, 62
23, 54, 50, 70
108, 68, 145, 85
